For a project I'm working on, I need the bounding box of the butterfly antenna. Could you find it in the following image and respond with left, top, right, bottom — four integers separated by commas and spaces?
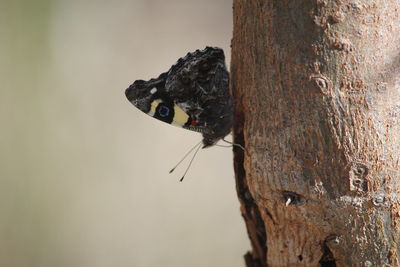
179, 142, 202, 182
222, 138, 245, 151
169, 140, 202, 174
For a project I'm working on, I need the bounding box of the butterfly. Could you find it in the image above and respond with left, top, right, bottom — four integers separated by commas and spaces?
125, 47, 233, 148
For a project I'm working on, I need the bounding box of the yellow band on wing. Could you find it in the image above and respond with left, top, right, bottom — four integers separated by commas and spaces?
149, 100, 190, 127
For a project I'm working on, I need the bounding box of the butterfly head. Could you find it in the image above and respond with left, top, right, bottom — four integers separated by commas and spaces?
202, 135, 218, 148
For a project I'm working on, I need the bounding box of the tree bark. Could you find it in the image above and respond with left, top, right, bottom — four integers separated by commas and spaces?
231, 1, 400, 266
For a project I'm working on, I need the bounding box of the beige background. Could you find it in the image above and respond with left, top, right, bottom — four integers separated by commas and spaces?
0, 1, 249, 266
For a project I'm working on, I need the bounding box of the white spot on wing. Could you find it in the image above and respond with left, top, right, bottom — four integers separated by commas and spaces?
150, 88, 157, 94
177, 102, 191, 112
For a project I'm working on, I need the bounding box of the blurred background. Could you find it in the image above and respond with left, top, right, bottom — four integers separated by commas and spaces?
0, 1, 249, 267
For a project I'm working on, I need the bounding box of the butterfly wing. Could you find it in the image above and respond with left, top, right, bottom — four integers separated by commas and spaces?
125, 77, 205, 133
149, 99, 204, 132
125, 47, 233, 147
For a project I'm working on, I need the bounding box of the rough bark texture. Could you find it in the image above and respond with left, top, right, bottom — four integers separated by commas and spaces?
231, 1, 400, 266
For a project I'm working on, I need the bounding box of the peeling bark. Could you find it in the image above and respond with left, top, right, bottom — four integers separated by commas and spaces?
231, 1, 400, 266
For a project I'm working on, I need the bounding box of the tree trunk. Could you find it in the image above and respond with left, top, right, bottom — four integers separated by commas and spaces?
231, 1, 400, 266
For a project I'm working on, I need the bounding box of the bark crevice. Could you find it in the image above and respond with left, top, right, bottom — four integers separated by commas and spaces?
232, 83, 267, 266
